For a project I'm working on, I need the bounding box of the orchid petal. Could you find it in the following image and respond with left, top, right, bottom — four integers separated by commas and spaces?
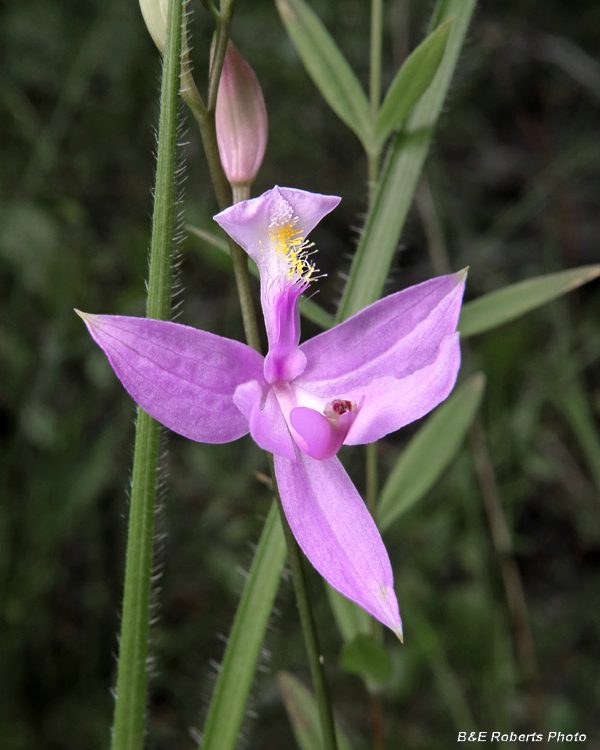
298, 271, 465, 395
234, 380, 296, 459
79, 313, 263, 443
343, 333, 461, 444
274, 445, 402, 637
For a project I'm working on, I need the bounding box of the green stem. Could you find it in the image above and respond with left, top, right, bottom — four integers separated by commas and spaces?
369, 0, 383, 124
268, 457, 339, 750
367, 151, 379, 207
367, 9, 384, 744
367, 0, 383, 203
366, 442, 379, 515
365, 0, 382, 529
193, 110, 261, 349
111, 1, 183, 749
365, 438, 384, 747
227, 184, 263, 350
188, 11, 262, 353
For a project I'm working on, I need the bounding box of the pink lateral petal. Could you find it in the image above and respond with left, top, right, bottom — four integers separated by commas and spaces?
233, 380, 296, 459
79, 313, 263, 443
274, 445, 403, 636
343, 333, 461, 444
298, 272, 466, 396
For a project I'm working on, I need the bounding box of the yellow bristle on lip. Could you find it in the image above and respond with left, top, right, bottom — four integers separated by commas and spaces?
268, 220, 316, 282
267, 197, 319, 284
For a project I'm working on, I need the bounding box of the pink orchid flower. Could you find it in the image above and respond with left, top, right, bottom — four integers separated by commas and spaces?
78, 186, 466, 638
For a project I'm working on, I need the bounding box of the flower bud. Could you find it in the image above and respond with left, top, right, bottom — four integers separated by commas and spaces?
139, 0, 169, 52
216, 42, 268, 189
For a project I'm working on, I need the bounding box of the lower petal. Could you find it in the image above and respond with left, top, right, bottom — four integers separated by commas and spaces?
274, 445, 402, 637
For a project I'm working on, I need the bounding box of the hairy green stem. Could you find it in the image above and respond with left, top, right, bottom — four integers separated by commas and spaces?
268, 456, 339, 750
111, 1, 182, 748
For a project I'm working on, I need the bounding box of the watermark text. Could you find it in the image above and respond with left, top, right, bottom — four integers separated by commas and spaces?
457, 732, 586, 743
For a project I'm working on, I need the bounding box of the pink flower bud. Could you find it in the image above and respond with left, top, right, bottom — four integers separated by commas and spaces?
216, 42, 268, 188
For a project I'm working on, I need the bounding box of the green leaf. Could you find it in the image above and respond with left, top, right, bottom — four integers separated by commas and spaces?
200, 502, 287, 750
335, 0, 478, 322
278, 672, 353, 750
325, 583, 371, 643
375, 17, 453, 147
458, 265, 600, 338
340, 634, 392, 692
187, 223, 334, 329
377, 373, 486, 532
276, 0, 371, 145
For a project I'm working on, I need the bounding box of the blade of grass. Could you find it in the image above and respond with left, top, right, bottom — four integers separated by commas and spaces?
275, 0, 372, 146
335, 0, 478, 322
377, 373, 486, 532
458, 265, 600, 338
375, 17, 453, 147
111, 1, 182, 748
200, 502, 287, 750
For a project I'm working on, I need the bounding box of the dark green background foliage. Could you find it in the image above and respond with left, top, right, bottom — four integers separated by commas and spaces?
1, 0, 600, 747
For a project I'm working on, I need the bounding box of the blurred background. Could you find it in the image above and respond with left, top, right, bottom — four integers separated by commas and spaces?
1, 0, 600, 747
